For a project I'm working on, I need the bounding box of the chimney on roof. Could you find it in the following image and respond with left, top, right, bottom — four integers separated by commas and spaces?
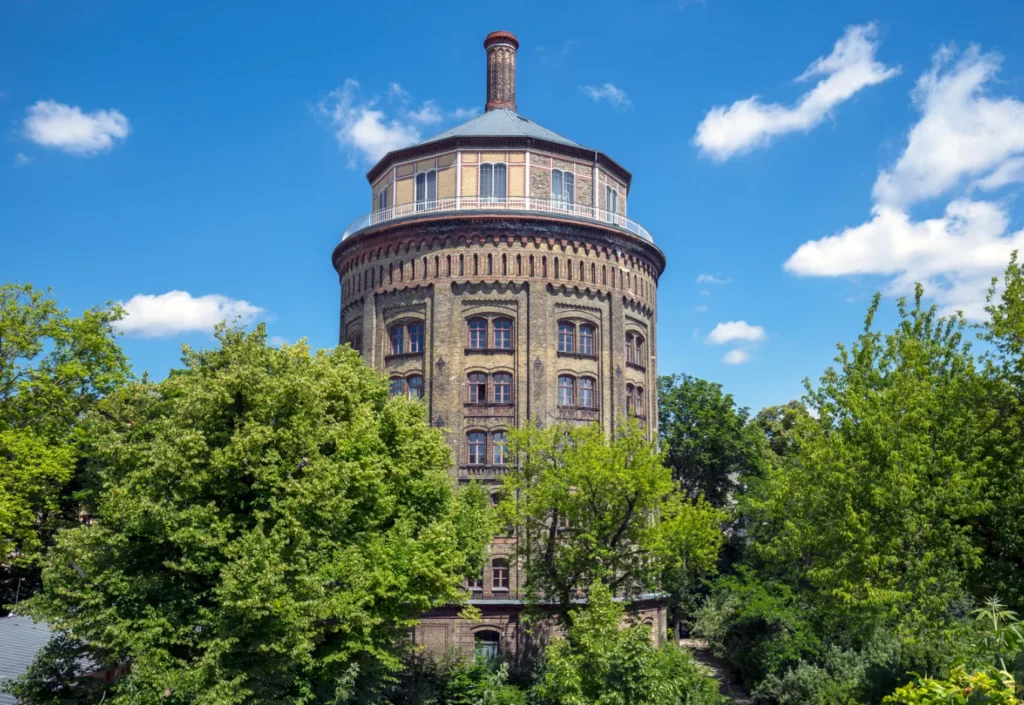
484, 31, 519, 112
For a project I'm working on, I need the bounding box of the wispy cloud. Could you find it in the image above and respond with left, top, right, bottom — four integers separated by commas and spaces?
13, 152, 30, 166
786, 43, 1024, 319
706, 321, 766, 344
694, 23, 898, 161
582, 83, 632, 109
695, 304, 709, 313
23, 100, 130, 156
536, 39, 579, 62
448, 107, 480, 121
696, 273, 732, 284
116, 291, 264, 338
723, 349, 751, 365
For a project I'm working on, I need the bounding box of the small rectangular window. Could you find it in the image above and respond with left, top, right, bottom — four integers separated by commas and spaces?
409, 323, 424, 353
377, 187, 387, 212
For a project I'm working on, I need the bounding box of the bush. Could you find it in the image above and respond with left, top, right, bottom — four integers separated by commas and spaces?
532, 582, 725, 705
882, 665, 1018, 704
382, 653, 526, 705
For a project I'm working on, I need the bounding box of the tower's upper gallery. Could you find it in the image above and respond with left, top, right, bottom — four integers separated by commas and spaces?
364, 31, 630, 194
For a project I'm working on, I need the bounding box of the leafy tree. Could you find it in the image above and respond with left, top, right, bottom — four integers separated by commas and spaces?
882, 666, 1018, 705
13, 325, 492, 705
742, 288, 993, 636
531, 581, 725, 705
500, 420, 722, 624
658, 374, 762, 506
0, 283, 130, 610
747, 400, 811, 466
976, 252, 1024, 609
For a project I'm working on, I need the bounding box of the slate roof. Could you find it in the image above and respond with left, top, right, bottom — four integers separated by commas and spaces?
418, 108, 585, 149
0, 616, 52, 704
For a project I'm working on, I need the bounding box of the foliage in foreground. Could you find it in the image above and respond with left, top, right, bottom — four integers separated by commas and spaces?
501, 420, 724, 626
532, 582, 726, 705
8, 325, 492, 705
0, 283, 130, 610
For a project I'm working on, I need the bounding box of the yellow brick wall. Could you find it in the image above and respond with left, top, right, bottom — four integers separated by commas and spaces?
481, 152, 505, 163
461, 165, 478, 196
508, 152, 525, 164
396, 177, 414, 205
416, 158, 435, 172
509, 164, 525, 197
438, 167, 456, 199
397, 164, 414, 177
462, 152, 478, 163
437, 153, 456, 168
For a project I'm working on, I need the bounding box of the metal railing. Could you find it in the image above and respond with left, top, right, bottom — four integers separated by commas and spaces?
340, 197, 653, 243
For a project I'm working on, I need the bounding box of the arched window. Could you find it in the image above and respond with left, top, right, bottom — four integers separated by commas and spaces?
580, 377, 596, 409
579, 324, 594, 356
635, 386, 645, 417
468, 573, 483, 591
552, 168, 575, 209
558, 322, 575, 353
389, 325, 404, 355
467, 432, 486, 465
468, 318, 487, 349
558, 375, 575, 407
493, 373, 512, 405
631, 334, 645, 365
626, 384, 635, 416
407, 375, 424, 400
408, 322, 424, 353
491, 558, 509, 590
492, 431, 509, 465
480, 163, 507, 201
493, 318, 512, 349
467, 373, 487, 404
415, 170, 437, 211
390, 377, 405, 398
475, 630, 500, 661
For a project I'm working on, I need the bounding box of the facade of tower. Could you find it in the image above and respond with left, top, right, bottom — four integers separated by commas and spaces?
331, 31, 666, 663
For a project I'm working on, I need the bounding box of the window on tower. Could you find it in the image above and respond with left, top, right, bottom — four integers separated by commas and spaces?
480, 163, 507, 201
415, 170, 437, 211
493, 318, 512, 349
408, 322, 424, 353
467, 431, 486, 465
468, 318, 487, 349
552, 169, 575, 210
558, 375, 575, 407
493, 373, 512, 405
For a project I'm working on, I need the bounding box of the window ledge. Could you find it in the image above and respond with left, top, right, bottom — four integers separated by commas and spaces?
385, 351, 424, 362
491, 587, 509, 593
464, 347, 514, 355
557, 351, 598, 360
464, 402, 515, 408
626, 362, 646, 372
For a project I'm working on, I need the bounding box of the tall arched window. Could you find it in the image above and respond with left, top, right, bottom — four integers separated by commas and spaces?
558, 375, 575, 407
390, 377, 405, 398
579, 324, 594, 356
558, 323, 575, 353
407, 375, 424, 400
480, 163, 507, 201
626, 384, 635, 416
491, 558, 509, 590
492, 431, 509, 465
468, 318, 487, 349
389, 325, 404, 355
467, 432, 486, 465
408, 322, 424, 353
635, 386, 645, 417
493, 318, 512, 349
580, 377, 596, 409
467, 373, 487, 404
415, 170, 437, 211
493, 373, 512, 405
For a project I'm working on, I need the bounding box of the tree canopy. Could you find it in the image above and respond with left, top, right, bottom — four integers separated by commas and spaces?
13, 325, 492, 704
0, 283, 130, 610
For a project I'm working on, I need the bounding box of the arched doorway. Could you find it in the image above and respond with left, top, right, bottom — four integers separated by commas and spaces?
474, 630, 500, 662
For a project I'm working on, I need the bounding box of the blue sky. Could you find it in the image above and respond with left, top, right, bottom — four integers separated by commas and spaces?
3, 0, 1024, 414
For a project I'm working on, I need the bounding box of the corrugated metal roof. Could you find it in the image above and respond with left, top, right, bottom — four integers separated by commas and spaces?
0, 617, 52, 704
419, 109, 585, 148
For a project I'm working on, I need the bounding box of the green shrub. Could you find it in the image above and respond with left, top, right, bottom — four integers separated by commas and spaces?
882, 666, 1018, 704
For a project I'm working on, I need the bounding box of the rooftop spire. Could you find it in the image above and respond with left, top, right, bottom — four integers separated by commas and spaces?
484, 31, 519, 112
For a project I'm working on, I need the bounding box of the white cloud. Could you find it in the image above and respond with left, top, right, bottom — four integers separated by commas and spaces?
873, 46, 1024, 207
696, 273, 732, 284
116, 291, 265, 338
581, 83, 632, 109
448, 107, 480, 121
318, 79, 421, 165
695, 304, 709, 312
13, 153, 30, 166
23, 100, 130, 155
536, 40, 579, 62
785, 200, 1023, 319
723, 349, 751, 365
407, 100, 443, 124
706, 321, 767, 344
787, 42, 1024, 319
694, 23, 898, 161
269, 335, 288, 347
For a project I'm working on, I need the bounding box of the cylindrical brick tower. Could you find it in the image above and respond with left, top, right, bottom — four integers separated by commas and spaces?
331, 31, 666, 664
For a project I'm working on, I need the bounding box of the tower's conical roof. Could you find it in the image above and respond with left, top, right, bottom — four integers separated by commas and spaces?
418, 108, 585, 149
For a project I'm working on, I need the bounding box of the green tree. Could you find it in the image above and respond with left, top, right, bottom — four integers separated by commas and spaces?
500, 420, 722, 625
531, 581, 725, 705
0, 283, 130, 610
658, 374, 762, 506
12, 325, 491, 705
976, 252, 1024, 609
743, 288, 993, 637
747, 400, 811, 466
